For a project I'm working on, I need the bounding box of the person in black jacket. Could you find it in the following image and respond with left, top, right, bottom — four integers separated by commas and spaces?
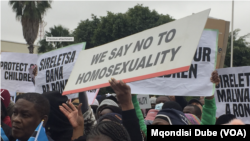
109, 78, 144, 141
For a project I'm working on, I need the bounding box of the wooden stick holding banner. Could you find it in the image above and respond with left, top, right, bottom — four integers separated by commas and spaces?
14, 92, 17, 103
62, 9, 211, 95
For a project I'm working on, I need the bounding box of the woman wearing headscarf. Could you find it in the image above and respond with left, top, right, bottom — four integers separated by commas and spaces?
97, 105, 122, 118
95, 99, 120, 119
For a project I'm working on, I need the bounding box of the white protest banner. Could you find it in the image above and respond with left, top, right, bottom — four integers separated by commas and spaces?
66, 89, 99, 105
128, 29, 218, 96
215, 66, 250, 124
8, 91, 16, 97
86, 89, 100, 105
1, 52, 37, 92
137, 95, 151, 109
62, 9, 211, 95
35, 43, 85, 94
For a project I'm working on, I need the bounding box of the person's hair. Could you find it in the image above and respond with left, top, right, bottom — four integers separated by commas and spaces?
16, 93, 50, 117
216, 114, 236, 125
188, 99, 203, 106
87, 121, 131, 141
162, 101, 182, 111
1, 102, 8, 120
186, 104, 202, 118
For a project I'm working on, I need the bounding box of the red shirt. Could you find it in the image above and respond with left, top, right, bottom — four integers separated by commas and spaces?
145, 109, 159, 121
3, 116, 12, 127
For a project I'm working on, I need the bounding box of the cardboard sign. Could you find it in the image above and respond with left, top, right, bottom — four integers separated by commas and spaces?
62, 9, 210, 95
215, 66, 250, 124
205, 18, 230, 69
137, 95, 151, 109
35, 43, 85, 94
1, 52, 37, 92
128, 29, 218, 96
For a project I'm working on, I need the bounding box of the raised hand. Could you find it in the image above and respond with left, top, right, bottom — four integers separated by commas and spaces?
210, 70, 220, 85
109, 78, 134, 111
206, 70, 220, 99
59, 101, 84, 128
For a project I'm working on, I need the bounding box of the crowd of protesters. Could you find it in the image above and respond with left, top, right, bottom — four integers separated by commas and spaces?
1, 70, 246, 141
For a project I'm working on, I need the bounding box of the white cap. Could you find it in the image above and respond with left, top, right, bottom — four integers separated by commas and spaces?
150, 97, 156, 104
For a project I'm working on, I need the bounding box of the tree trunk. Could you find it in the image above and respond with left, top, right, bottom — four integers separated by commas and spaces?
28, 45, 34, 54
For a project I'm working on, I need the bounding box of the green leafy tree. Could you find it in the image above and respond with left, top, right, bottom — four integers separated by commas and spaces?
73, 4, 175, 95
72, 14, 100, 49
9, 1, 52, 53
224, 29, 250, 67
38, 25, 72, 53
73, 4, 174, 49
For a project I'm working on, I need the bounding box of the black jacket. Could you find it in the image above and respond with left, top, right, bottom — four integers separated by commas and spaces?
122, 109, 144, 141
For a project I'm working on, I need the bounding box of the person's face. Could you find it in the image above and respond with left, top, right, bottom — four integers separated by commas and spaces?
12, 99, 42, 141
87, 134, 113, 141
152, 118, 170, 125
156, 96, 170, 104
99, 109, 113, 117
183, 106, 196, 115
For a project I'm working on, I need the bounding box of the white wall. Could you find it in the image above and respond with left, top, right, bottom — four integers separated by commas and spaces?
1, 40, 39, 54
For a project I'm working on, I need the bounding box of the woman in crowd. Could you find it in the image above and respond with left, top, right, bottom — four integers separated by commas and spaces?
96, 99, 119, 119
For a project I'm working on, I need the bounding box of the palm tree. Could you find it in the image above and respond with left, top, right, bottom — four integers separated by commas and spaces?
38, 25, 72, 53
9, 1, 52, 53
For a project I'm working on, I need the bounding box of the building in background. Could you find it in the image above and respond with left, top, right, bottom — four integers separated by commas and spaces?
1, 40, 39, 54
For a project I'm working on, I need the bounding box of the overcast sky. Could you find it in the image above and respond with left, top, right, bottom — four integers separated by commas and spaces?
1, 1, 250, 44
